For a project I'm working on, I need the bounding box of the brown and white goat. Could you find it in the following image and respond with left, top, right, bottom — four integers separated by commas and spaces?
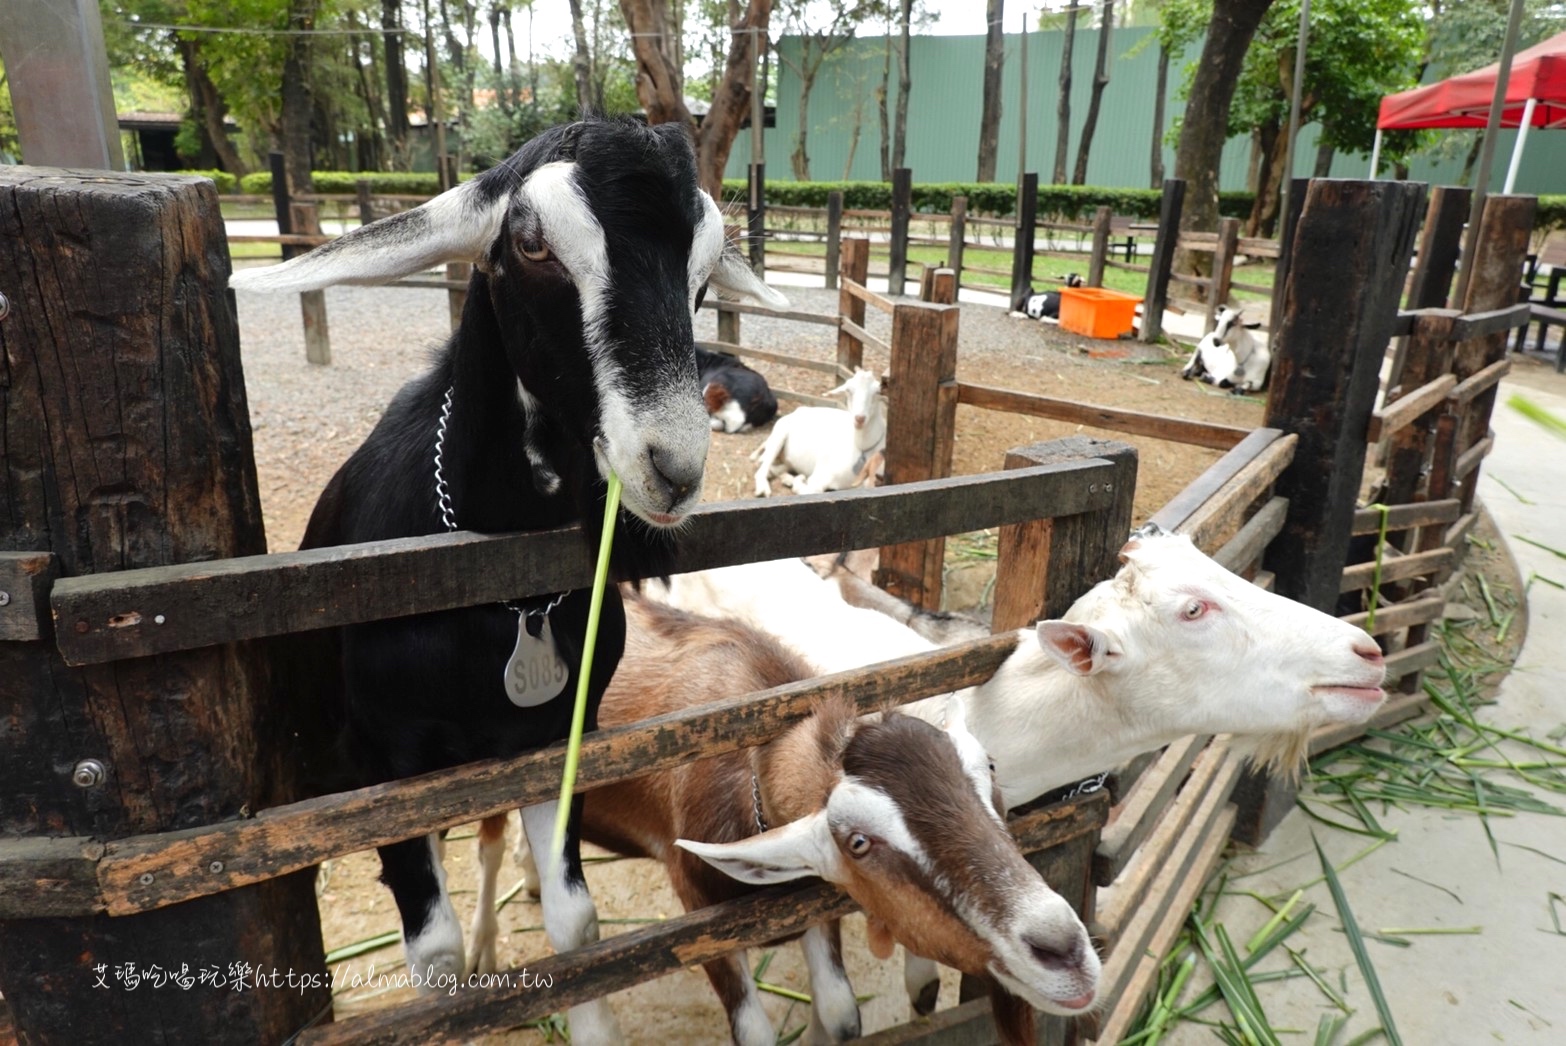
474, 594, 1099, 1046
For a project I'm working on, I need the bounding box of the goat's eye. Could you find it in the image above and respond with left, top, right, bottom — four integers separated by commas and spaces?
847, 832, 872, 858
520, 240, 553, 263
1182, 599, 1207, 620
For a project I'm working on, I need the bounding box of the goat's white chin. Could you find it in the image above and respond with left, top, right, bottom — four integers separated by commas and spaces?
1314, 685, 1386, 723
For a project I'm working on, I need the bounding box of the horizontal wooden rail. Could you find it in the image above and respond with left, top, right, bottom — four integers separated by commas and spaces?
955, 383, 1253, 452
0, 635, 1024, 918
1228, 279, 1271, 296
1235, 237, 1281, 258
1369, 374, 1458, 442
227, 233, 332, 246
1092, 734, 1209, 886
1340, 593, 1446, 637
1455, 434, 1493, 480
775, 389, 841, 409
1340, 547, 1454, 592
840, 277, 896, 315
53, 461, 1117, 665
1175, 435, 1298, 553
839, 317, 891, 356
1447, 357, 1511, 407
1350, 498, 1460, 536
698, 299, 841, 328
296, 792, 1108, 1046
1149, 428, 1282, 533
1102, 259, 1151, 275
1449, 302, 1532, 342
1213, 495, 1288, 573
695, 339, 841, 377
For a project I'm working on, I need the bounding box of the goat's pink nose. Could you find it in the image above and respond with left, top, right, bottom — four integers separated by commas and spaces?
854, 415, 866, 428
1353, 642, 1385, 665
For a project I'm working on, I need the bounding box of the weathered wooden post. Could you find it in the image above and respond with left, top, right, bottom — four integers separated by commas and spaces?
717, 301, 742, 346
289, 201, 332, 365
1087, 205, 1114, 288
0, 168, 329, 1042
1139, 179, 1185, 343
1383, 186, 1471, 394
1010, 172, 1040, 312
887, 167, 913, 296
356, 177, 376, 227
836, 237, 871, 373
1203, 216, 1241, 333
748, 161, 766, 274
875, 299, 960, 610
948, 194, 968, 286
824, 189, 844, 289
919, 266, 957, 305
1233, 177, 1428, 843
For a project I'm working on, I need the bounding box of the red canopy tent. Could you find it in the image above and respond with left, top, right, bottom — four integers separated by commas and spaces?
1372, 29, 1566, 190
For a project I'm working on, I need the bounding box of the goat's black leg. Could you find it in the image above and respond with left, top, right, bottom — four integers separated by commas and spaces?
519, 797, 623, 1044
379, 834, 465, 992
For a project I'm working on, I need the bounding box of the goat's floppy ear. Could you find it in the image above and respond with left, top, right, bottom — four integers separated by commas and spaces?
709, 242, 790, 309
878, 371, 891, 393
676, 811, 843, 886
230, 178, 507, 294
1036, 621, 1113, 676
1244, 321, 1263, 330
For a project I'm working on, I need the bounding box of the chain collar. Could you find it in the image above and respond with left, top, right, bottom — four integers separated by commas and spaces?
433, 385, 566, 619
751, 772, 769, 834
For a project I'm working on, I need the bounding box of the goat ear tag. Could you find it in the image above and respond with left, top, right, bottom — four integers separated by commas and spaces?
504, 615, 571, 707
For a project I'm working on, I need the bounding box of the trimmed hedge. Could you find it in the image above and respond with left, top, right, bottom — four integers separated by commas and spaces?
237, 170, 450, 195
172, 169, 238, 194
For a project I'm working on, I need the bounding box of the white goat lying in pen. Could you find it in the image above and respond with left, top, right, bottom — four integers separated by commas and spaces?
751, 368, 887, 496
638, 523, 1387, 1013
1181, 305, 1270, 392
474, 592, 1101, 1046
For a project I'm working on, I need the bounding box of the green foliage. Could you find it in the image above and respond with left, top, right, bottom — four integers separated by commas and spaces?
238, 170, 449, 194
1538, 196, 1566, 234
719, 179, 1257, 220
173, 168, 238, 192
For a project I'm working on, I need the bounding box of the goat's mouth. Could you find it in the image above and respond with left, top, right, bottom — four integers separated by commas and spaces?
1312, 684, 1386, 704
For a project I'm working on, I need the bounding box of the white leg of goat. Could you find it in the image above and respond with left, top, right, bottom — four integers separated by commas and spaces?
903, 951, 942, 1016
401, 834, 466, 990
786, 464, 842, 496
749, 422, 791, 497
520, 801, 623, 1045
466, 814, 508, 976
802, 924, 860, 1043
512, 821, 543, 898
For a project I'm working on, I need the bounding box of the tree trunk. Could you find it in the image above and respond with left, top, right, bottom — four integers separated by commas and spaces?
1313, 139, 1334, 177
843, 90, 865, 178
878, 26, 892, 180
792, 64, 817, 180
1460, 131, 1483, 186
1053, 0, 1080, 184
1245, 116, 1285, 238
620, 0, 693, 126
569, 0, 595, 112
382, 0, 411, 168
976, 0, 1005, 181
893, 0, 912, 172
488, 6, 510, 115
1071, 0, 1113, 185
281, 0, 320, 192
1149, 41, 1168, 187
1171, 0, 1276, 286
178, 39, 247, 176
691, 0, 774, 200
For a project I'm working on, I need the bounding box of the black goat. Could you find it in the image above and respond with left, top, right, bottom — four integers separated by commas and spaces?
1022, 273, 1084, 323
695, 345, 778, 433
231, 118, 783, 1042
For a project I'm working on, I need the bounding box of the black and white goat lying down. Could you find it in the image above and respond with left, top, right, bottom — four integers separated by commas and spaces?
230, 118, 784, 1043
1020, 273, 1084, 323
1181, 305, 1269, 392
696, 345, 778, 433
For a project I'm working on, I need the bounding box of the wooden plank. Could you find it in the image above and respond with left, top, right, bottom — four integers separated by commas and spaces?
992, 439, 1139, 629
1149, 428, 1282, 533
1179, 436, 1298, 553
1368, 374, 1458, 442
1404, 186, 1471, 311
957, 383, 1252, 452
1092, 742, 1239, 947
1454, 435, 1494, 480
1351, 499, 1461, 536
1340, 547, 1455, 592
1340, 594, 1445, 638
878, 301, 961, 609
697, 298, 841, 327
1449, 302, 1533, 342
1092, 734, 1210, 885
694, 339, 841, 376
948, 194, 968, 285
843, 275, 896, 315
1088, 205, 1113, 288
1010, 173, 1040, 312
0, 164, 327, 1042
851, 996, 1001, 1045
839, 317, 891, 356
53, 460, 1118, 665
1445, 511, 1478, 550
1213, 496, 1288, 574
1381, 312, 1461, 519
888, 167, 912, 295
1088, 806, 1235, 1044
289, 201, 331, 365
824, 190, 843, 289
1236, 237, 1282, 258
775, 389, 842, 409
0, 551, 57, 642
294, 794, 1108, 1046
1447, 358, 1511, 407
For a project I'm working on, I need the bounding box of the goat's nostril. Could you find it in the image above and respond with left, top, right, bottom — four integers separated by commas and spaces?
1354, 642, 1385, 665
1026, 935, 1080, 972
647, 446, 700, 507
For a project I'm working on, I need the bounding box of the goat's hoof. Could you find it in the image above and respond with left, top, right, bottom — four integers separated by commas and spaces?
912, 979, 940, 1016
407, 948, 464, 995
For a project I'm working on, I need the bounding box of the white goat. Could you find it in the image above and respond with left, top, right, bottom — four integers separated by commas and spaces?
477, 593, 1101, 1046
645, 525, 1386, 1014
751, 369, 887, 496
1182, 305, 1269, 392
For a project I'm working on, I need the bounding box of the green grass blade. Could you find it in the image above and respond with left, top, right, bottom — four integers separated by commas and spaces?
1313, 833, 1403, 1045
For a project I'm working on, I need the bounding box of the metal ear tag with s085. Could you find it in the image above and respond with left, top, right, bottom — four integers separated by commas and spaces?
504, 613, 570, 707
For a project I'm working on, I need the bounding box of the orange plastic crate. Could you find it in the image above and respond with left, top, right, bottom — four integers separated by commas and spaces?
1058, 286, 1143, 339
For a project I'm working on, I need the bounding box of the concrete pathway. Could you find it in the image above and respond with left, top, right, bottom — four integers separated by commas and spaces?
1166, 375, 1566, 1043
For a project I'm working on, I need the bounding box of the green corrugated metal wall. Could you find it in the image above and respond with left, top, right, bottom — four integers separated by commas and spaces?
724, 26, 1566, 198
